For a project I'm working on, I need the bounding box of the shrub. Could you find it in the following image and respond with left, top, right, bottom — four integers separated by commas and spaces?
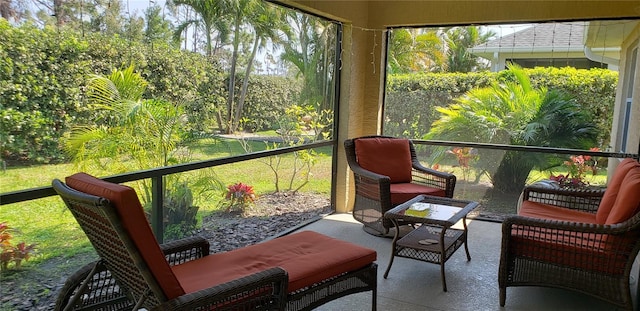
0, 222, 37, 271
385, 68, 617, 146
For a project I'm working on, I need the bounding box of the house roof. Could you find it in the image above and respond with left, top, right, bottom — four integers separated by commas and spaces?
469, 20, 637, 64
470, 23, 587, 58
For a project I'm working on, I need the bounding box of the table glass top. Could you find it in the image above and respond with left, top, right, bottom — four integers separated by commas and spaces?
400, 202, 462, 221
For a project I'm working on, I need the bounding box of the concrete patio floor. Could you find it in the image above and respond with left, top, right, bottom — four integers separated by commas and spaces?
296, 213, 638, 311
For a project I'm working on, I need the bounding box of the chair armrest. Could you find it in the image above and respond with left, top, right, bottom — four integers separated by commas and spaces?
501, 215, 637, 253
349, 163, 392, 184
413, 161, 455, 180
349, 163, 392, 199
160, 236, 210, 266
151, 267, 288, 311
503, 215, 616, 235
522, 185, 605, 213
412, 162, 457, 198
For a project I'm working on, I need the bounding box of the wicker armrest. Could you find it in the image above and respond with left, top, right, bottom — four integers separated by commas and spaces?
161, 236, 210, 266
502, 215, 616, 235
151, 267, 288, 311
350, 164, 391, 184
522, 185, 605, 213
413, 162, 455, 180
412, 163, 457, 197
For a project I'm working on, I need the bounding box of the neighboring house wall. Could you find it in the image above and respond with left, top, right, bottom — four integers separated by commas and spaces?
609, 23, 640, 176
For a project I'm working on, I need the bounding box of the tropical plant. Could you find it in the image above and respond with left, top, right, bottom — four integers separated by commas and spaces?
230, 2, 289, 133
444, 26, 494, 72
549, 148, 601, 188
387, 28, 446, 74
64, 66, 222, 240
425, 64, 597, 193
0, 222, 37, 271
223, 182, 256, 213
172, 0, 230, 57
280, 12, 337, 113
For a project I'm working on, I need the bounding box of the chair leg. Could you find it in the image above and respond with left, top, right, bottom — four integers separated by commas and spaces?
499, 287, 506, 307
372, 283, 377, 311
61, 262, 101, 311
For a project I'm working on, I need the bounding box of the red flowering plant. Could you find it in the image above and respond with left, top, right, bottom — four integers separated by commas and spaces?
447, 147, 478, 182
224, 183, 257, 213
0, 222, 37, 271
549, 148, 601, 189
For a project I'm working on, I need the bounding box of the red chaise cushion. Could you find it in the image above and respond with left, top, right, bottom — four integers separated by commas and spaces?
172, 230, 377, 293
65, 172, 186, 299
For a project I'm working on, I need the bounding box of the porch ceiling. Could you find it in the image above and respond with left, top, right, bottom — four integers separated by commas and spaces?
271, 1, 640, 28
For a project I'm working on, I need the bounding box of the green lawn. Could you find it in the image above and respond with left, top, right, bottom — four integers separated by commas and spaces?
0, 137, 333, 268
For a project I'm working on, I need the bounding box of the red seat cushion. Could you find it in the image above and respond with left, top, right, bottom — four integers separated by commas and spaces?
596, 158, 640, 223
65, 173, 186, 299
389, 183, 446, 205
519, 200, 598, 224
172, 230, 377, 293
354, 137, 412, 183
510, 232, 627, 275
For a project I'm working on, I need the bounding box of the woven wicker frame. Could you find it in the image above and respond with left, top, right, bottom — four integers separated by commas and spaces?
499, 184, 640, 310
344, 136, 457, 235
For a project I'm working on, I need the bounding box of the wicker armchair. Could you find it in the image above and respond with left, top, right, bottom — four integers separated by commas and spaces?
499, 158, 640, 310
52, 175, 288, 311
344, 136, 456, 236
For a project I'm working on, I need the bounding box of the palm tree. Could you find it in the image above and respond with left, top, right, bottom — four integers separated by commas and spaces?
65, 66, 220, 239
231, 2, 289, 133
280, 12, 338, 113
387, 28, 445, 74
445, 26, 494, 72
425, 65, 597, 193
65, 66, 184, 172
171, 0, 230, 58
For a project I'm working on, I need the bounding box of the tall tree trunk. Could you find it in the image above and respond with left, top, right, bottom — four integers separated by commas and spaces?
232, 36, 260, 133
225, 13, 242, 134
53, 0, 65, 27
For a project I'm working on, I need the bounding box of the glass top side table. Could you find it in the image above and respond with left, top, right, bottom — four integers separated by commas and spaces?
383, 194, 479, 292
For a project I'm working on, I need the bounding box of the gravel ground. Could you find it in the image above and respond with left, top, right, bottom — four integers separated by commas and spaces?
0, 192, 331, 311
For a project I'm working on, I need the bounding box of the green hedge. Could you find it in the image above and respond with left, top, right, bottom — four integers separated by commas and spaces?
384, 68, 618, 148
0, 21, 300, 164
0, 21, 91, 163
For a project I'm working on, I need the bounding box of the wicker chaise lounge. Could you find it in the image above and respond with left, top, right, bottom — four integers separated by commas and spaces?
499, 158, 640, 310
53, 172, 378, 311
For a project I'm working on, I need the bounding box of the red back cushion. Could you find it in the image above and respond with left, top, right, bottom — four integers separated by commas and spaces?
65, 173, 185, 299
605, 166, 640, 224
596, 158, 640, 223
354, 138, 412, 183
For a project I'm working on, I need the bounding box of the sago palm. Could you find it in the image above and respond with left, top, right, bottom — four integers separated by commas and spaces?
425, 65, 596, 193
